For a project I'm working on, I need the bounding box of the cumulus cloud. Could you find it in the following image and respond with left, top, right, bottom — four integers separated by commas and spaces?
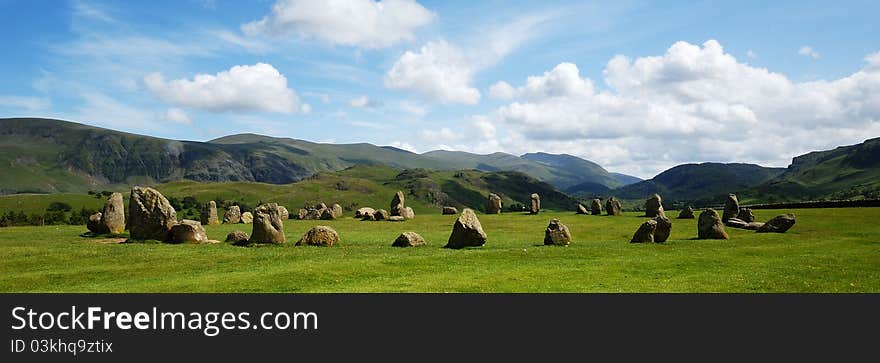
242, 0, 434, 49
350, 95, 382, 108
477, 40, 880, 177
384, 40, 481, 104
798, 46, 820, 59
163, 108, 191, 124
144, 63, 308, 114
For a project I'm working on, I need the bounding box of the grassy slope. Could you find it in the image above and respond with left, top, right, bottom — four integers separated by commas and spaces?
0, 208, 877, 292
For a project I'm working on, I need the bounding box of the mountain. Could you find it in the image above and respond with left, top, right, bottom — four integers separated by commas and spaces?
743, 137, 880, 202
610, 172, 642, 186
0, 118, 616, 194
612, 163, 786, 202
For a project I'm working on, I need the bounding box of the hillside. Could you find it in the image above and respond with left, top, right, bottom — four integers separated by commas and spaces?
0, 118, 619, 194
612, 163, 785, 202
742, 137, 880, 202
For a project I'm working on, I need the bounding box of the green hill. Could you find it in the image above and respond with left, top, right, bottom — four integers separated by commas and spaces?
0, 118, 621, 194
612, 163, 785, 203
742, 137, 880, 203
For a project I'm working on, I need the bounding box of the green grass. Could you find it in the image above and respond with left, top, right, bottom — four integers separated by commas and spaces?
1, 208, 878, 292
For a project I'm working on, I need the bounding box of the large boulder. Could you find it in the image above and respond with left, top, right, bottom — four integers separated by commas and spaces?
698, 209, 729, 240
738, 208, 756, 223
225, 230, 250, 245
390, 191, 405, 216
486, 193, 502, 214
402, 207, 415, 220
653, 215, 672, 243
444, 208, 488, 249
756, 213, 796, 233
644, 194, 664, 217
295, 226, 339, 247
631, 220, 658, 243
249, 203, 285, 244
373, 209, 390, 221
331, 204, 344, 218
223, 206, 242, 224
241, 212, 253, 224
297, 208, 308, 220
200, 201, 220, 226
677, 206, 695, 219
725, 218, 750, 229
529, 193, 541, 214
128, 186, 177, 241
392, 232, 426, 247
101, 192, 126, 234
169, 219, 210, 244
305, 208, 323, 220
320, 208, 336, 220
355, 207, 376, 219
576, 203, 588, 215
605, 197, 622, 216
744, 222, 765, 231
722, 194, 739, 222
87, 212, 106, 234
544, 219, 572, 246
278, 206, 290, 220
590, 199, 602, 215
442, 206, 459, 215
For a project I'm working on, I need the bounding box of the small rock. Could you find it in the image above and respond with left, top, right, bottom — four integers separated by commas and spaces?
392, 232, 426, 247
295, 226, 339, 247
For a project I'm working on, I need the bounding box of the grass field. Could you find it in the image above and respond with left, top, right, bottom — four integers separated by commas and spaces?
1, 208, 878, 292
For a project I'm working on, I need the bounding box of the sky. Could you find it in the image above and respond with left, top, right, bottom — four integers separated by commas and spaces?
0, 0, 878, 178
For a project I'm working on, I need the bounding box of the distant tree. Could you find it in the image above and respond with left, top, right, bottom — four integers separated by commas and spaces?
47, 201, 73, 212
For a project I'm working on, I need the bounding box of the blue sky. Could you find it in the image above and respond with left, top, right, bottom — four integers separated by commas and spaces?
1, 0, 878, 178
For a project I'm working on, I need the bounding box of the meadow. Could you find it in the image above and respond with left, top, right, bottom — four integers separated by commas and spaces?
0, 208, 878, 292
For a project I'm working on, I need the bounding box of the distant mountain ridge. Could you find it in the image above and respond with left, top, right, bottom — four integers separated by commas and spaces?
0, 118, 632, 194
612, 162, 786, 202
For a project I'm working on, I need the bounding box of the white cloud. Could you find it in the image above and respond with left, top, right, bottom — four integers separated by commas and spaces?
397, 101, 427, 117
0, 95, 50, 111
163, 108, 192, 124
418, 127, 463, 143
489, 81, 516, 100
350, 95, 382, 108
384, 40, 481, 104
799, 46, 820, 59
144, 63, 307, 114
476, 39, 880, 178
242, 0, 435, 49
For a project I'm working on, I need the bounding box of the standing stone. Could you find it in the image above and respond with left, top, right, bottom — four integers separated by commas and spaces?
355, 207, 376, 219
605, 197, 622, 216
225, 230, 249, 245
442, 206, 459, 215
278, 206, 290, 220
631, 220, 658, 243
529, 193, 541, 214
87, 212, 106, 234
101, 192, 126, 234
722, 194, 739, 222
296, 208, 308, 220
738, 208, 756, 223
305, 208, 322, 220
544, 219, 572, 246
653, 215, 672, 243
697, 209, 729, 240
576, 203, 588, 214
590, 199, 603, 215
295, 226, 339, 247
200, 201, 220, 226
756, 213, 796, 233
320, 208, 336, 220
645, 194, 664, 218
487, 193, 502, 214
331, 204, 343, 218
169, 219, 211, 244
249, 203, 285, 244
241, 212, 253, 224
223, 205, 242, 224
128, 186, 177, 241
390, 191, 405, 216
402, 207, 415, 220
444, 208, 488, 249
392, 232, 426, 247
374, 209, 390, 221
678, 206, 695, 219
